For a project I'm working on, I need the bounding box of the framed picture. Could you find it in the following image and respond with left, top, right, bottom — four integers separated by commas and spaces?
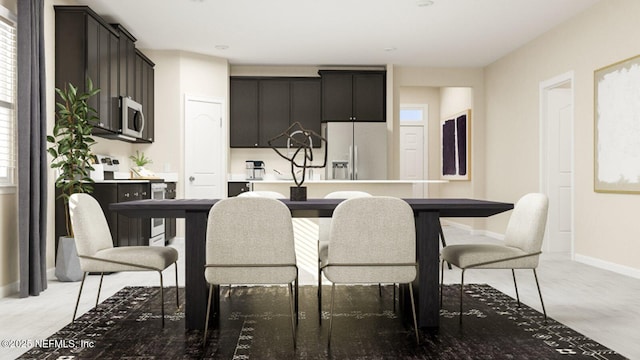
594, 54, 640, 193
441, 109, 471, 180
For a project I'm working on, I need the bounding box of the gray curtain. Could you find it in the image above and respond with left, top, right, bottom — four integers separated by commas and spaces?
17, 0, 47, 297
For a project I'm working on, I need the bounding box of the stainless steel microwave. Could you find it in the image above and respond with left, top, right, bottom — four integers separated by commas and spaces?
121, 97, 145, 139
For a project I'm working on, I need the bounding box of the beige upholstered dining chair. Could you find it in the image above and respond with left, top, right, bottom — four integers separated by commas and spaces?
68, 193, 179, 327
440, 193, 549, 322
320, 196, 419, 345
317, 191, 372, 318
203, 197, 298, 348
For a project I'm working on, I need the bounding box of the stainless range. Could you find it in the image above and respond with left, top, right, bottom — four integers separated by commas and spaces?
149, 182, 167, 246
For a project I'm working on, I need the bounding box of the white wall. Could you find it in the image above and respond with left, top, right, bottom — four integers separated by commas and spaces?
141, 50, 229, 237
484, 0, 640, 271
392, 67, 486, 230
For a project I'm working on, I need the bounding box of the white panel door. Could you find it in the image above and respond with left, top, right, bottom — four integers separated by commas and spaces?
547, 88, 572, 252
185, 97, 224, 199
400, 126, 425, 197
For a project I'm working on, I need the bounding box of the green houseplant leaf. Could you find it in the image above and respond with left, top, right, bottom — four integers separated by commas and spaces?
48, 79, 100, 237
129, 150, 153, 167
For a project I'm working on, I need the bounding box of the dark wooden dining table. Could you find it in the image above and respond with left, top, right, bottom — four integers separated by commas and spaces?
111, 197, 513, 330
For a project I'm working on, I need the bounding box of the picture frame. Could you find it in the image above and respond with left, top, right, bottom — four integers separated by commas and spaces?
441, 109, 471, 180
594, 54, 640, 193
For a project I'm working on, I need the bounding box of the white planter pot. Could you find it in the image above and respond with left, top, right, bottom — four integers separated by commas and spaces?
55, 236, 83, 282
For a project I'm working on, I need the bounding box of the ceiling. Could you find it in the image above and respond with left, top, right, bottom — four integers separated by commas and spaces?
83, 0, 600, 67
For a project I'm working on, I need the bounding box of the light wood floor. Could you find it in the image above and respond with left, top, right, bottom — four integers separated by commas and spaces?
1, 226, 639, 359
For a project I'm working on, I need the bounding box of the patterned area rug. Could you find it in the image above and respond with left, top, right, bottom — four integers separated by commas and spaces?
18, 284, 625, 359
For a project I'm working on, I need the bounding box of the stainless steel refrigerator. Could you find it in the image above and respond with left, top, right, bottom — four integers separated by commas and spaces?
323, 122, 387, 180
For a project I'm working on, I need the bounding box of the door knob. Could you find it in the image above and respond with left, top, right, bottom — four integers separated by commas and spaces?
189, 176, 195, 182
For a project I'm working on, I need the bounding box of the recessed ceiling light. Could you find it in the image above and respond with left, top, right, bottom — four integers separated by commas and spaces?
384, 47, 397, 52
417, 0, 434, 7
215, 45, 229, 50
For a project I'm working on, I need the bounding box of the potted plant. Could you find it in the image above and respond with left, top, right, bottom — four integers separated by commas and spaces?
129, 150, 156, 178
47, 79, 100, 281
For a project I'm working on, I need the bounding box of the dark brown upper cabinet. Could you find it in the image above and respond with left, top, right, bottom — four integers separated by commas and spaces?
319, 70, 386, 122
290, 79, 322, 147
135, 50, 155, 143
230, 77, 321, 148
230, 78, 260, 147
55, 6, 156, 143
113, 24, 137, 101
55, 6, 120, 134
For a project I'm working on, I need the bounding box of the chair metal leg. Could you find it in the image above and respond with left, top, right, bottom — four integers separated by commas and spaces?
408, 282, 420, 344
459, 269, 465, 323
378, 283, 382, 297
511, 269, 520, 307
72, 272, 87, 322
203, 284, 215, 349
440, 260, 445, 307
438, 221, 452, 270
95, 272, 104, 307
175, 262, 180, 308
328, 283, 336, 348
288, 283, 297, 348
295, 275, 299, 325
159, 272, 165, 327
533, 269, 547, 319
318, 265, 322, 323
393, 283, 397, 312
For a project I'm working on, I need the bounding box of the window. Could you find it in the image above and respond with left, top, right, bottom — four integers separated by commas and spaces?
400, 104, 426, 124
0, 5, 16, 188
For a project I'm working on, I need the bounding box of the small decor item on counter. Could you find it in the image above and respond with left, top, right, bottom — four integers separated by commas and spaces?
129, 150, 153, 167
129, 150, 160, 179
268, 122, 327, 201
246, 160, 266, 180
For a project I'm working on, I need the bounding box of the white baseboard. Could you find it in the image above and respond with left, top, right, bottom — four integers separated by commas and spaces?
574, 254, 640, 280
441, 220, 471, 232
0, 280, 18, 298
1, 267, 58, 299
440, 220, 506, 240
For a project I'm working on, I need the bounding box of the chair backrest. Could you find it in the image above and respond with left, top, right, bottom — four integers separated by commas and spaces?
319, 191, 372, 243
206, 197, 295, 266
237, 191, 286, 199
504, 193, 549, 254
327, 196, 416, 283
69, 193, 114, 257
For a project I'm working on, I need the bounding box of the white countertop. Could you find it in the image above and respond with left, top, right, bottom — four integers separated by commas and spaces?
248, 179, 448, 184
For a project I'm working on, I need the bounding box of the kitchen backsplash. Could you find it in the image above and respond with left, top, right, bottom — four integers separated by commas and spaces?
229, 148, 325, 180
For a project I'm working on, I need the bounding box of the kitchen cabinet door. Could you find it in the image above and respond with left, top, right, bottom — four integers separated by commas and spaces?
319, 70, 386, 122
290, 79, 322, 147
230, 79, 259, 147
55, 6, 120, 134
228, 181, 251, 197
115, 24, 136, 100
320, 72, 353, 121
116, 184, 136, 246
91, 184, 119, 246
135, 50, 155, 143
259, 79, 290, 147
353, 73, 386, 122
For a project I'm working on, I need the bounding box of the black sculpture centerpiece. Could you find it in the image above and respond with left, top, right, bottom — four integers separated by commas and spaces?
268, 122, 327, 201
